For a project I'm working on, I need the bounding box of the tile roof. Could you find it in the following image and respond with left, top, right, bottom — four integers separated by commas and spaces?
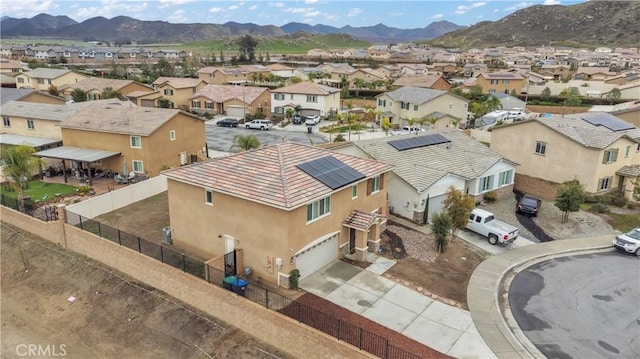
478, 72, 524, 80
190, 84, 269, 103
617, 165, 640, 177
348, 130, 512, 192
343, 210, 386, 231
58, 77, 150, 92
162, 142, 393, 210
380, 86, 448, 104
152, 76, 204, 88
0, 88, 36, 104
271, 81, 340, 95
0, 99, 115, 121
392, 74, 445, 88
20, 68, 76, 79
60, 102, 202, 136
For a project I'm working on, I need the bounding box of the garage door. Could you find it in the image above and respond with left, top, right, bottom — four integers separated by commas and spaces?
299, 109, 320, 117
294, 234, 338, 279
226, 105, 245, 118
426, 194, 446, 223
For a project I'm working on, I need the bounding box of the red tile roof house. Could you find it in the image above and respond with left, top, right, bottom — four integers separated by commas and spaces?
162, 142, 393, 285
188, 84, 272, 119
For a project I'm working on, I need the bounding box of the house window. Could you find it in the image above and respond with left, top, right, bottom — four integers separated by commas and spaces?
535, 141, 547, 155
378, 99, 386, 107
488, 89, 496, 94
132, 160, 144, 173
498, 170, 513, 186
2, 117, 10, 127
625, 146, 630, 157
368, 174, 384, 195
490, 79, 498, 85
602, 148, 618, 164
163, 89, 174, 96
192, 100, 200, 108
130, 135, 142, 148
413, 104, 418, 111
169, 130, 176, 141
37, 79, 44, 84
478, 175, 494, 192
17, 78, 24, 83
274, 106, 284, 114
306, 95, 318, 103
274, 93, 285, 100
352, 184, 358, 199
598, 177, 612, 191
401, 102, 410, 110
290, 94, 294, 100
205, 189, 213, 205
502, 80, 510, 84
26, 119, 35, 130
205, 101, 213, 109
306, 196, 331, 222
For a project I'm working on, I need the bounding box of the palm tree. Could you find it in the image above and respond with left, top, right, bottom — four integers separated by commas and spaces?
1, 145, 44, 212
70, 88, 87, 102
101, 87, 125, 100
484, 95, 502, 113
230, 134, 260, 153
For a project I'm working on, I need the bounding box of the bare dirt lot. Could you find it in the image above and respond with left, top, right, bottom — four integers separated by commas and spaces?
1, 222, 291, 359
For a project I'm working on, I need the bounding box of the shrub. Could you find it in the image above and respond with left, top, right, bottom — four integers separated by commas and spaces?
288, 269, 300, 290
483, 191, 498, 203
610, 195, 627, 207
627, 202, 640, 210
583, 195, 600, 204
590, 203, 609, 213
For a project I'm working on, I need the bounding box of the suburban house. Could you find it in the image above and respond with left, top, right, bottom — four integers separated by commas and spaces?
197, 66, 271, 85
0, 59, 25, 74
574, 67, 615, 81
162, 142, 393, 284
270, 81, 341, 118
539, 65, 572, 81
35, 103, 207, 183
392, 74, 452, 91
188, 84, 271, 118
328, 130, 517, 223
475, 72, 526, 95
490, 113, 640, 201
14, 68, 88, 92
58, 77, 153, 101
0, 88, 66, 105
151, 77, 208, 110
375, 86, 469, 130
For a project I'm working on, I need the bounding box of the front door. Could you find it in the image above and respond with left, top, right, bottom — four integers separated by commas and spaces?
349, 228, 356, 254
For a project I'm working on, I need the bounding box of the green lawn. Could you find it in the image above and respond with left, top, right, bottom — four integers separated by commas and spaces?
607, 212, 640, 233
2, 181, 78, 202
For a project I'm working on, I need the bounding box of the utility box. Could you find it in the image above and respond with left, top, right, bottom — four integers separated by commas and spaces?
162, 226, 173, 244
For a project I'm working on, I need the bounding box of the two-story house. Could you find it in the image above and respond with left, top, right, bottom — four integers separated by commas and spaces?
14, 68, 88, 92
152, 77, 207, 111
475, 72, 526, 95
270, 81, 340, 118
375, 86, 469, 130
392, 74, 452, 92
162, 142, 393, 284
198, 66, 251, 85
188, 84, 271, 118
490, 113, 640, 200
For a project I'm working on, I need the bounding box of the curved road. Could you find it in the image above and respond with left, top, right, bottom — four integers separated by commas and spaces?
509, 252, 640, 358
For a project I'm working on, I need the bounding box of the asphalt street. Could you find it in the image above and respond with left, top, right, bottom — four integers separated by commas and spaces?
509, 251, 640, 359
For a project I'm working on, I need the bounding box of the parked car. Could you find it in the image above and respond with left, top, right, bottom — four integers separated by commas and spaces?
613, 227, 640, 257
216, 118, 239, 127
466, 208, 519, 245
305, 115, 321, 126
402, 126, 424, 133
516, 195, 542, 217
245, 119, 272, 130
292, 114, 306, 125
507, 108, 526, 121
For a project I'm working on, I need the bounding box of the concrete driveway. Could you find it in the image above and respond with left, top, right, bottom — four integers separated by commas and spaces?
300, 259, 496, 358
457, 228, 536, 255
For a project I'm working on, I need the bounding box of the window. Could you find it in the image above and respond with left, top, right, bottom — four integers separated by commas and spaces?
17, 77, 24, 83
37, 79, 44, 84
535, 141, 547, 155
306, 196, 331, 222
130, 135, 142, 148
205, 101, 213, 109
26, 119, 35, 130
498, 170, 513, 186
413, 104, 418, 111
2, 117, 10, 127
378, 99, 386, 107
478, 175, 494, 192
488, 89, 496, 94
274, 106, 284, 114
598, 177, 612, 191
602, 149, 618, 164
274, 93, 285, 100
132, 160, 144, 173
205, 189, 213, 205
490, 79, 498, 85
169, 130, 176, 141
368, 174, 384, 195
163, 89, 173, 96
352, 184, 358, 199
625, 146, 630, 158
191, 100, 200, 108
502, 80, 510, 84
306, 95, 318, 103
401, 102, 410, 110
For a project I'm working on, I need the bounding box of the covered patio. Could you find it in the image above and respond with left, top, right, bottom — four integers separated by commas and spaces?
35, 146, 121, 186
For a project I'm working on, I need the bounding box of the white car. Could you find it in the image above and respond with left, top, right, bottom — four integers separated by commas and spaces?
245, 119, 272, 130
613, 227, 640, 256
305, 115, 321, 126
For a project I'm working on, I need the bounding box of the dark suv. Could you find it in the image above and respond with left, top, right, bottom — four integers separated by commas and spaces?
292, 114, 306, 125
516, 195, 542, 216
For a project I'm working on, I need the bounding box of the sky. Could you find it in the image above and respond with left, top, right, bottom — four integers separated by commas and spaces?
1, 0, 588, 29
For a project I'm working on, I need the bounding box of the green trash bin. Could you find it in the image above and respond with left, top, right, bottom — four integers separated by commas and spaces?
223, 275, 236, 291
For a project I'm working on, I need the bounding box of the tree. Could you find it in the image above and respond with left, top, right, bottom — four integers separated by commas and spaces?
70, 88, 87, 102
467, 85, 484, 101
540, 87, 552, 102
605, 88, 621, 105
381, 117, 391, 136
153, 59, 175, 77
424, 116, 438, 130
48, 85, 59, 96
101, 87, 124, 100
230, 134, 260, 152
285, 108, 295, 120
559, 87, 581, 106
0, 145, 44, 212
237, 35, 258, 62
431, 212, 452, 253
442, 186, 475, 238
554, 180, 586, 224
484, 95, 502, 113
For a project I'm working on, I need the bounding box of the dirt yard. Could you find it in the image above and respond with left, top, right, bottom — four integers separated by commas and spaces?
0, 222, 291, 359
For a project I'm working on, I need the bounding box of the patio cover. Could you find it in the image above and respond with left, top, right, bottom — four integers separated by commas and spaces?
35, 146, 121, 162
0, 134, 62, 148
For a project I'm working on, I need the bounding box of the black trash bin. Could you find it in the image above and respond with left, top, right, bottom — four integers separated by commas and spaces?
222, 276, 247, 296
307, 126, 312, 134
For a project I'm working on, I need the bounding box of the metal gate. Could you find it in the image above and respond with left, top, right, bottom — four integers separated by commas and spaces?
224, 250, 236, 276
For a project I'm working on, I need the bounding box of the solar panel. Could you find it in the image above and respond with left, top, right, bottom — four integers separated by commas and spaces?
388, 133, 451, 151
297, 156, 365, 190
581, 113, 634, 132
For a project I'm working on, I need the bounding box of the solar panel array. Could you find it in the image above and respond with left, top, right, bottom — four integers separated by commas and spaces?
581, 114, 634, 132
388, 133, 451, 151
297, 156, 365, 190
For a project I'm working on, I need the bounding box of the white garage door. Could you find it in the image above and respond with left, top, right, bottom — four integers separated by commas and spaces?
226, 105, 244, 118
427, 194, 447, 223
294, 234, 338, 279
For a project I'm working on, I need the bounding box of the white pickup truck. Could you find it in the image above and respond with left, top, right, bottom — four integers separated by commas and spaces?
466, 208, 519, 245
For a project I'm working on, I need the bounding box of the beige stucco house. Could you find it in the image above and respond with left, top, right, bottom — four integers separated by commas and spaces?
271, 81, 341, 118
375, 86, 469, 129
59, 77, 153, 101
188, 84, 271, 119
490, 113, 640, 200
162, 142, 393, 285
475, 72, 526, 95
0, 88, 66, 105
197, 66, 270, 85
14, 68, 88, 92
152, 77, 207, 111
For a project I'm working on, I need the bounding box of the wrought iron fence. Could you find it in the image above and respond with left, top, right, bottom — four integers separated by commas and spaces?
1, 193, 59, 222
65, 210, 422, 359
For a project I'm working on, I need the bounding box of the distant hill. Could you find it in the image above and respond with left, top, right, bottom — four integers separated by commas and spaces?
428, 1, 640, 48
0, 13, 462, 44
